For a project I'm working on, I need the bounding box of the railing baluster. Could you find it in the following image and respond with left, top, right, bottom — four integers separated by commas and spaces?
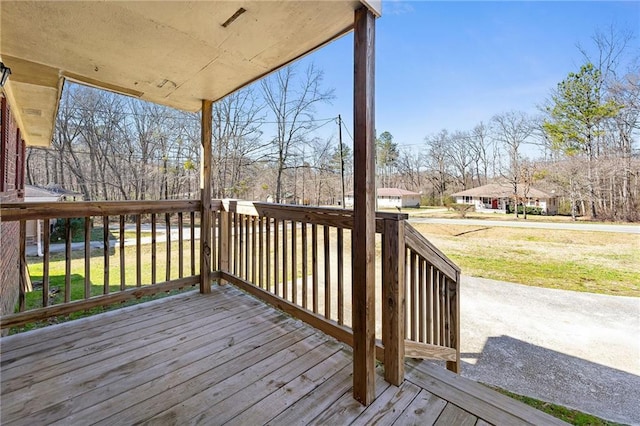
178, 212, 184, 278
43, 218, 50, 307
446, 274, 461, 373
245, 215, 250, 280
433, 269, 440, 346
136, 214, 142, 287
410, 251, 417, 341
291, 220, 297, 305
337, 227, 344, 325
65, 218, 71, 303
211, 211, 217, 272
234, 213, 240, 276
151, 214, 157, 284
239, 214, 245, 279
258, 217, 264, 288
440, 272, 446, 346
273, 218, 280, 296
419, 256, 425, 343
427, 263, 433, 344
165, 212, 171, 282
84, 217, 91, 299
219, 209, 230, 279
119, 215, 125, 291
312, 223, 318, 314
18, 220, 27, 312
301, 222, 308, 309
266, 216, 271, 292
190, 211, 196, 276
103, 215, 110, 295
323, 225, 331, 319
282, 219, 288, 300
251, 216, 257, 285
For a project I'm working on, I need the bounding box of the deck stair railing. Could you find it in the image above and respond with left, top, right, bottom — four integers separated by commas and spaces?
216, 200, 461, 379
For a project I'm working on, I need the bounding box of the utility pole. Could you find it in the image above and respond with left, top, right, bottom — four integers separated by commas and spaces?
338, 114, 346, 208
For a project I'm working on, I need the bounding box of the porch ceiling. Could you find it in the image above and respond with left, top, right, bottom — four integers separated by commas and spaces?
0, 0, 381, 147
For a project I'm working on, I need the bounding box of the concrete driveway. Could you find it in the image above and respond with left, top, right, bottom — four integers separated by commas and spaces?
459, 275, 640, 425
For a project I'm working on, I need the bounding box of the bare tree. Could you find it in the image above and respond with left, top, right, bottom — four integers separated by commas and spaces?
424, 130, 451, 206
492, 111, 534, 218
210, 88, 265, 198
446, 130, 474, 190
261, 63, 334, 203
396, 147, 425, 190
468, 122, 493, 185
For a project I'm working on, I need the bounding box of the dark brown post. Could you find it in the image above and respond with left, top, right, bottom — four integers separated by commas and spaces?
446, 270, 461, 373
382, 216, 405, 385
219, 204, 230, 282
18, 220, 27, 312
352, 5, 376, 405
200, 99, 213, 294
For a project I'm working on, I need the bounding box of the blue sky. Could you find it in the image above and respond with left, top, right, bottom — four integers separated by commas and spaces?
291, 0, 639, 152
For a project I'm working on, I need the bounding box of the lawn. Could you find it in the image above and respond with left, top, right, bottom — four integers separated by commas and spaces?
18, 240, 201, 333
486, 385, 625, 426
411, 223, 640, 297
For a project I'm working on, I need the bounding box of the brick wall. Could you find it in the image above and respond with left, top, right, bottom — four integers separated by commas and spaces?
1, 95, 25, 322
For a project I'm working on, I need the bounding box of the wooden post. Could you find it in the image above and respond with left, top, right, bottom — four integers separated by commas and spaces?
18, 220, 27, 312
352, 6, 376, 406
200, 99, 213, 294
219, 207, 230, 282
382, 216, 405, 385
446, 271, 461, 373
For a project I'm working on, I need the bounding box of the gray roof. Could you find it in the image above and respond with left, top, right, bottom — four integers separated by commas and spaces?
451, 183, 553, 199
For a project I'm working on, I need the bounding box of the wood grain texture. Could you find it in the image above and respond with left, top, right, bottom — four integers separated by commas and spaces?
200, 99, 213, 294
352, 5, 376, 405
1, 284, 568, 426
405, 224, 459, 281
0, 277, 199, 329
84, 216, 91, 299
435, 403, 477, 426
382, 218, 405, 385
395, 389, 447, 425
405, 340, 457, 361
1, 200, 200, 221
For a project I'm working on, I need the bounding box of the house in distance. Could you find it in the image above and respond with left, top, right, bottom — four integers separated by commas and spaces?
345, 187, 422, 209
451, 183, 558, 215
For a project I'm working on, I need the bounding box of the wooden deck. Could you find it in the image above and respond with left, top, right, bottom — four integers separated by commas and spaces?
0, 285, 565, 425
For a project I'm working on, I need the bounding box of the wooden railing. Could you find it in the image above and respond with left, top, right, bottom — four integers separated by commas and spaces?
1, 199, 460, 377
215, 200, 461, 376
0, 200, 203, 329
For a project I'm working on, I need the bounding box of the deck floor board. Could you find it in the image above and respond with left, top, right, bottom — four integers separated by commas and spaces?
1, 284, 567, 425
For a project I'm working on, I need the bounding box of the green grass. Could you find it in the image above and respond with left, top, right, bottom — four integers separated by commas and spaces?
412, 223, 640, 297
16, 240, 201, 334
486, 385, 625, 426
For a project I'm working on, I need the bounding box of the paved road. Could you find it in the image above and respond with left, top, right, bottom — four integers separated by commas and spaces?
460, 276, 640, 425
409, 218, 640, 234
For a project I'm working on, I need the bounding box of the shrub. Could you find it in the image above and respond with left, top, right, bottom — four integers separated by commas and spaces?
506, 205, 543, 215
450, 203, 475, 218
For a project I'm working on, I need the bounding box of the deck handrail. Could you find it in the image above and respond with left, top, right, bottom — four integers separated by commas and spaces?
1, 199, 461, 379
1, 200, 203, 329
1, 200, 201, 221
